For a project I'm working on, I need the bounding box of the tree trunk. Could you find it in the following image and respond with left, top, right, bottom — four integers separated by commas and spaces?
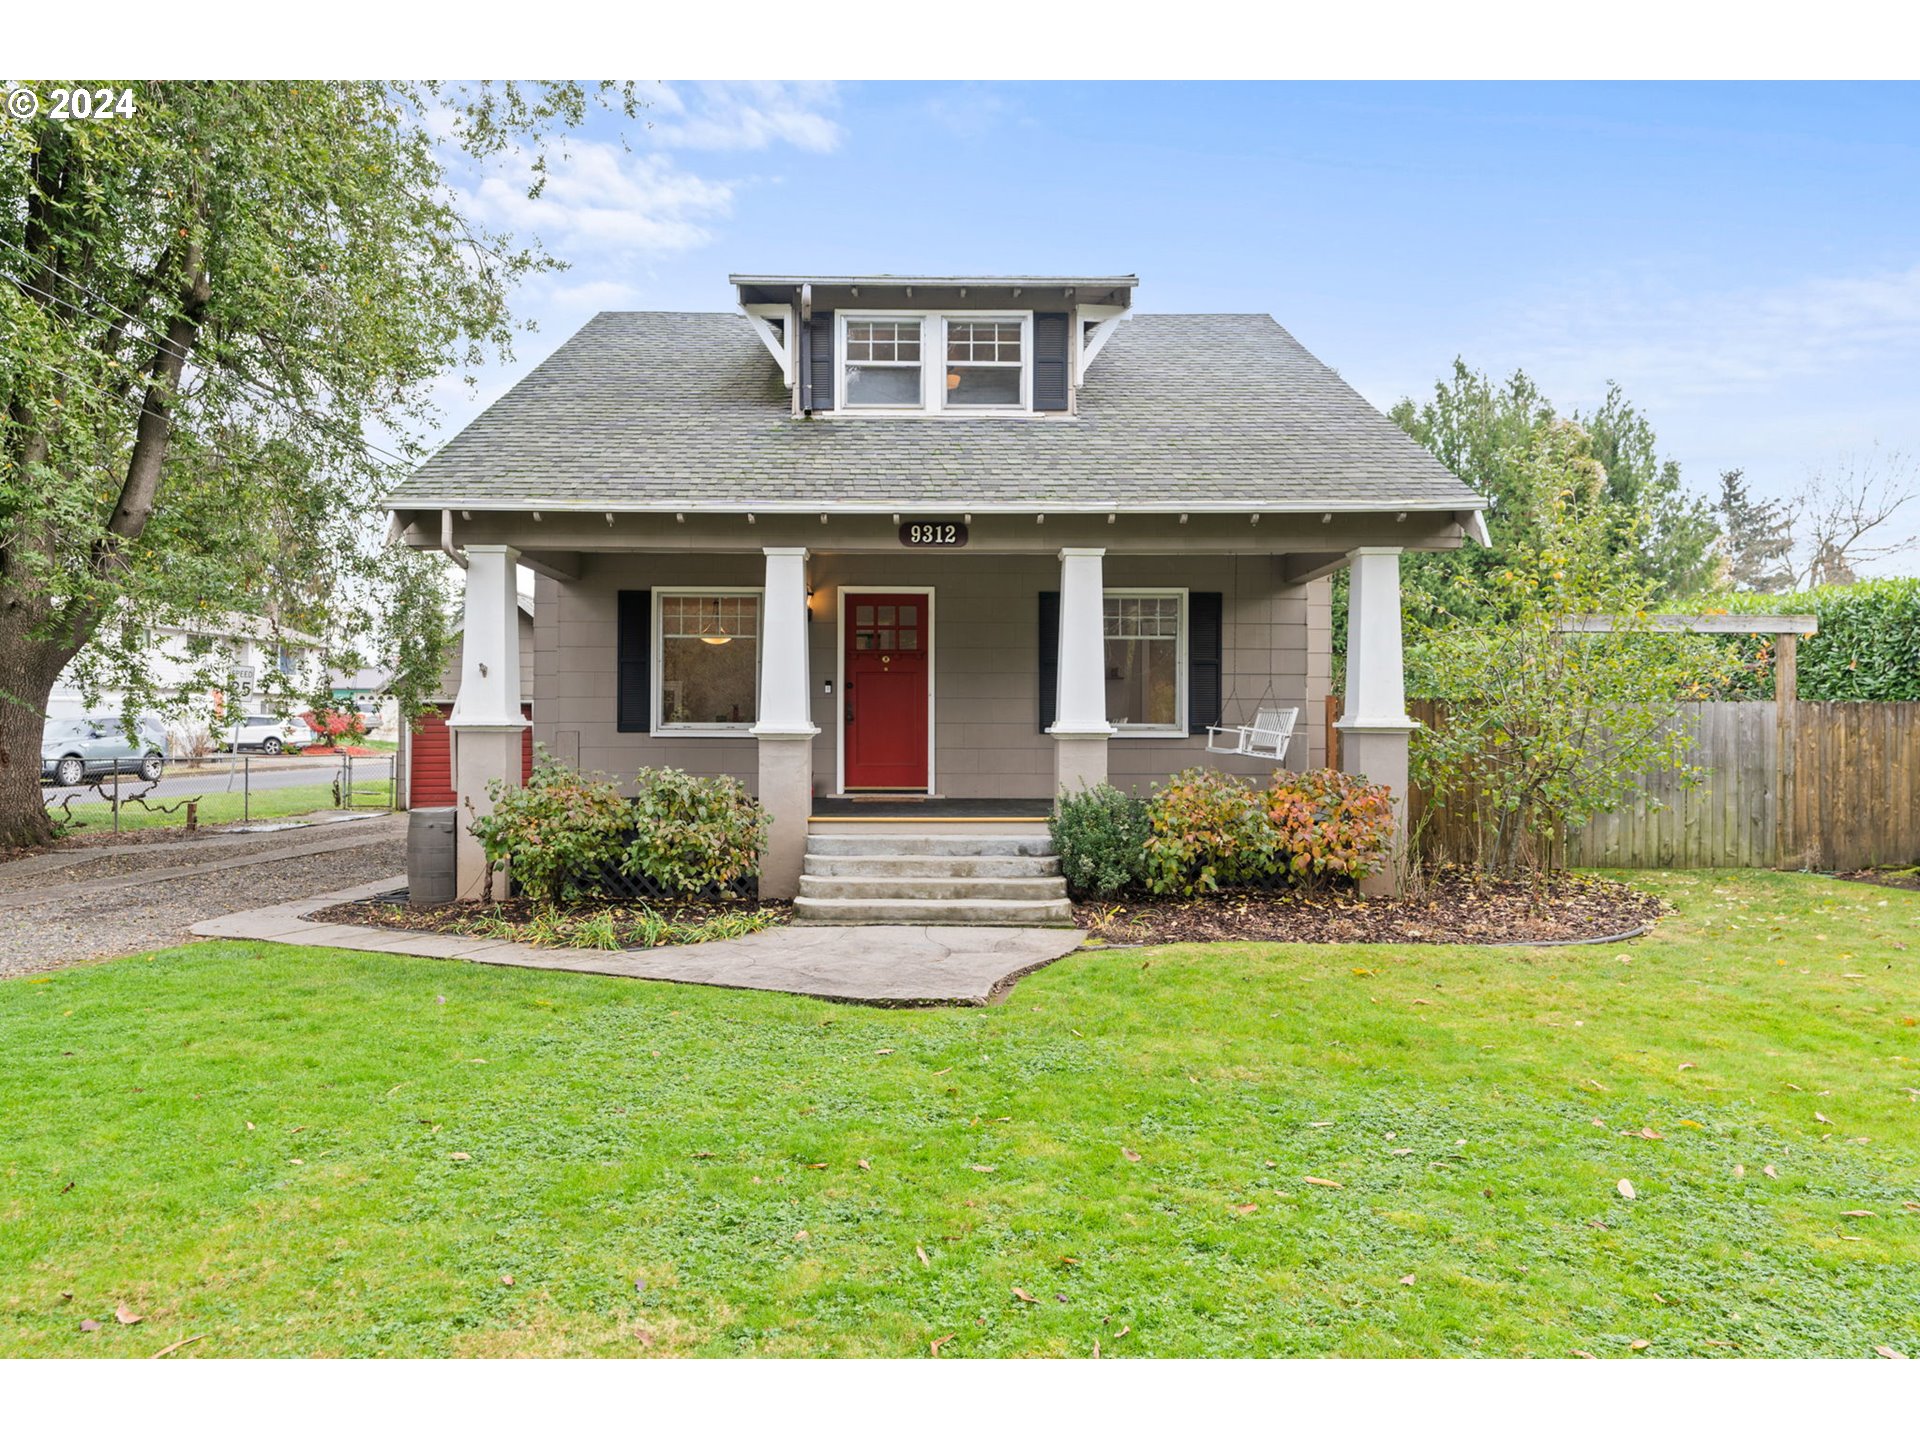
0, 631, 68, 850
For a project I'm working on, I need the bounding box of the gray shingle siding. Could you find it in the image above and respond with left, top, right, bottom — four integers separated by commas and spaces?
386, 311, 1480, 512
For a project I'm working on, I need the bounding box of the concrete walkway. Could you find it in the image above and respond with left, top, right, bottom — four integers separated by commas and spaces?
190, 877, 1088, 1006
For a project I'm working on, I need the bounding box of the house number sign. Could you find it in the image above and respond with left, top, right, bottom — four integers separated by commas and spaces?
898, 520, 968, 548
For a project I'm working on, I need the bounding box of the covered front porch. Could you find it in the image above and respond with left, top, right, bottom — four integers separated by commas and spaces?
425, 508, 1450, 901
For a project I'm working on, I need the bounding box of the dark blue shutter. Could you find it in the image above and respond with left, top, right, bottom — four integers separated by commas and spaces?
617, 589, 651, 733
1188, 592, 1223, 733
1033, 312, 1069, 411
1037, 591, 1060, 732
806, 310, 835, 413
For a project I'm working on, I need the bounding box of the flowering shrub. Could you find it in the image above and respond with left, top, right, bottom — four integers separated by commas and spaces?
469, 753, 632, 903
1265, 768, 1395, 886
1141, 767, 1276, 896
623, 767, 768, 898
1051, 783, 1149, 899
304, 707, 368, 744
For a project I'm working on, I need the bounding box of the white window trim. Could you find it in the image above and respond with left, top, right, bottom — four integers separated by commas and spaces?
834, 310, 1033, 416
653, 586, 764, 736
1104, 587, 1188, 738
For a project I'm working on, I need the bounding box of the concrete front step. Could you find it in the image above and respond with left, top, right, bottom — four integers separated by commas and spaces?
804, 853, 1059, 879
806, 834, 1056, 858
792, 895, 1077, 927
798, 875, 1068, 902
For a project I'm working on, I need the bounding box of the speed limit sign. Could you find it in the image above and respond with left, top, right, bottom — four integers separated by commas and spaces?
232, 665, 257, 698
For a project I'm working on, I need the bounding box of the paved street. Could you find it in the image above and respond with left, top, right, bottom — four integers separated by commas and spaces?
42, 754, 393, 806
0, 811, 407, 976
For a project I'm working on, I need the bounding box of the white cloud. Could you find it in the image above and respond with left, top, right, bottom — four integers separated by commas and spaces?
1494, 260, 1920, 405
644, 81, 843, 153
461, 143, 736, 257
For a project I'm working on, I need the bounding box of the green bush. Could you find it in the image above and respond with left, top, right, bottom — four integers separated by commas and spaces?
1051, 784, 1149, 899
1142, 767, 1276, 896
468, 752, 632, 903
1266, 769, 1395, 886
622, 767, 768, 898
1704, 579, 1920, 701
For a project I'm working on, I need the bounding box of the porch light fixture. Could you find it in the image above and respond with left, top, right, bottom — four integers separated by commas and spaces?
700, 597, 733, 646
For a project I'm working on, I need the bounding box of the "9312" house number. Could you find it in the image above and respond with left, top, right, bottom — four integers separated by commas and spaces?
898, 521, 968, 548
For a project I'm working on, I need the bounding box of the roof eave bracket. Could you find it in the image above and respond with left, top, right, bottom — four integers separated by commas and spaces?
740, 303, 796, 389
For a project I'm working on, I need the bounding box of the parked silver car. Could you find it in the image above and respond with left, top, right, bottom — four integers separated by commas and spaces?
41, 716, 167, 787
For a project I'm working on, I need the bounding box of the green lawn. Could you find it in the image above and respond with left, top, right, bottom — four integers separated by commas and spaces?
2, 870, 1916, 1358
52, 781, 391, 835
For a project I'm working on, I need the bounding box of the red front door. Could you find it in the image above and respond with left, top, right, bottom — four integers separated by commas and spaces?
844, 592, 929, 790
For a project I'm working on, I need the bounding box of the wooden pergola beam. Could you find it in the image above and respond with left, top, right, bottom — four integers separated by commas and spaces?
1555, 614, 1819, 636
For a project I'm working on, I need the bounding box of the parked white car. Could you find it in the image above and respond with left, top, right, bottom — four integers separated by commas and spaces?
221, 714, 321, 755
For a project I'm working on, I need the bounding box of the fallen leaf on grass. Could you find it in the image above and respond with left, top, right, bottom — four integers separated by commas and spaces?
449, 1152, 471, 1162
1228, 1202, 1258, 1215
1876, 1345, 1908, 1360
78, 1319, 100, 1333
1570, 1348, 1596, 1359
1701, 1340, 1737, 1349
1617, 1179, 1637, 1200
1058, 1256, 1081, 1267
969, 1164, 997, 1173
1636, 1128, 1664, 1141
1815, 1111, 1832, 1124
930, 1333, 957, 1357
287, 1158, 304, 1166
1678, 1062, 1696, 1072
150, 1333, 206, 1359
1903, 1202, 1920, 1213
1120, 1146, 1141, 1163
1763, 1165, 1780, 1179
794, 1231, 810, 1242
499, 1275, 514, 1286
634, 1325, 655, 1348
1398, 1274, 1415, 1286
1114, 1324, 1130, 1339
875, 1048, 895, 1056
1303, 1176, 1342, 1189
1842, 1210, 1877, 1217
1629, 1339, 1650, 1351
857, 1159, 871, 1171
1389, 1148, 1413, 1156
1733, 1164, 1746, 1178
1308, 1121, 1334, 1128
1012, 1287, 1038, 1304
932, 1067, 952, 1076
114, 1304, 142, 1326
916, 1246, 931, 1268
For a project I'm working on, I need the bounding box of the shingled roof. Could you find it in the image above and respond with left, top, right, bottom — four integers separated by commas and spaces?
384, 311, 1482, 514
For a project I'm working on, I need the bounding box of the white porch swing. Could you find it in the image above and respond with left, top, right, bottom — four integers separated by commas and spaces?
1203, 670, 1300, 763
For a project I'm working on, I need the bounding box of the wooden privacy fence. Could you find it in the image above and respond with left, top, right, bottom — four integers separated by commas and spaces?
1327, 695, 1920, 872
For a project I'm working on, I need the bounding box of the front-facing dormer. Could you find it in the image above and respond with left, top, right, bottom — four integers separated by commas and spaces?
730, 273, 1138, 417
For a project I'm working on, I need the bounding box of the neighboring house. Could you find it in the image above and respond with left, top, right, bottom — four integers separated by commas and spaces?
328, 663, 400, 737
396, 594, 536, 810
50, 613, 324, 754
385, 272, 1484, 901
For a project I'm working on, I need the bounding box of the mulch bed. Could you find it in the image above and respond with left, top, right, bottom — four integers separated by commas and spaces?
1835, 866, 1920, 892
1074, 868, 1664, 947
309, 894, 791, 944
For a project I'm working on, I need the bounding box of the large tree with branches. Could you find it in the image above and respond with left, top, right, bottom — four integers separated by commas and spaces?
0, 80, 636, 848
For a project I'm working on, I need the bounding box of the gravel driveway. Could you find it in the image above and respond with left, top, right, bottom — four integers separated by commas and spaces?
0, 812, 407, 977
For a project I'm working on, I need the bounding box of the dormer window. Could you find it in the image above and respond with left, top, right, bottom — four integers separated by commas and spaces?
944, 319, 1023, 407
838, 312, 1032, 414
844, 319, 923, 408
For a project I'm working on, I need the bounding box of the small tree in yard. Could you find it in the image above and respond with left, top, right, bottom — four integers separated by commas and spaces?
1406, 420, 1728, 876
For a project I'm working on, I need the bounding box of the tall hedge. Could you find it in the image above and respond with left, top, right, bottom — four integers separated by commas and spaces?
1708, 579, 1920, 701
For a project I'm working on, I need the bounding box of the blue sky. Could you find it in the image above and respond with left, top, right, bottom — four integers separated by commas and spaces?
435, 81, 1920, 566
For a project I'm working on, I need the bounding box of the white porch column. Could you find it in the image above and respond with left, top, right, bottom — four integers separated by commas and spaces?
449, 544, 529, 900
751, 547, 818, 899
1336, 546, 1416, 894
1049, 547, 1114, 796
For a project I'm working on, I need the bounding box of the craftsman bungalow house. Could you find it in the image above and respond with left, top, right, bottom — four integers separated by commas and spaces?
384, 273, 1484, 911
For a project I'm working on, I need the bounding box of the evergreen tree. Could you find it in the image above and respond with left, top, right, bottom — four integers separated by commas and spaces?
1714, 469, 1795, 593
